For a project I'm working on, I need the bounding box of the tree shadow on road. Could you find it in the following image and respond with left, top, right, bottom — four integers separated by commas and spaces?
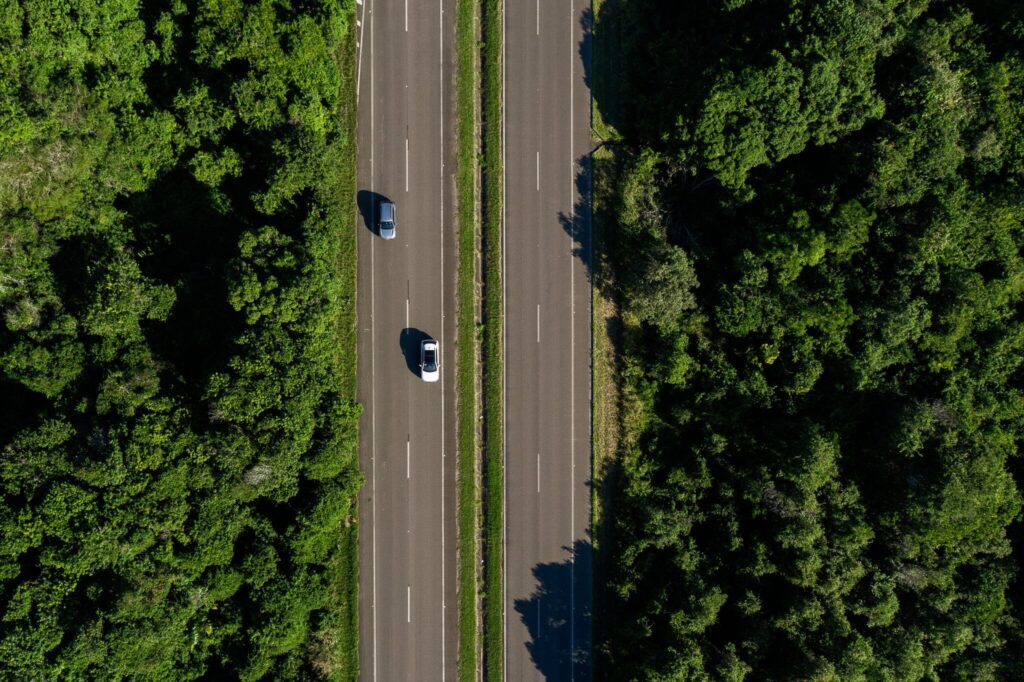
513, 538, 593, 681
558, 154, 596, 284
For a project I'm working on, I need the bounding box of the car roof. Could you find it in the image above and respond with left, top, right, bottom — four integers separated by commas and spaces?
379, 201, 395, 221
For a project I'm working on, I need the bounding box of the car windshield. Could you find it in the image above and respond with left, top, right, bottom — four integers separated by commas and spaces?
381, 220, 394, 229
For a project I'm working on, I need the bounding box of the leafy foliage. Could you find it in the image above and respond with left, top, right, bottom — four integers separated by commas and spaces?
0, 0, 360, 678
597, 0, 1024, 678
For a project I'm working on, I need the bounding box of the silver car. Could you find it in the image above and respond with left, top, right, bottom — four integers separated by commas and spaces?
379, 200, 396, 240
420, 339, 440, 382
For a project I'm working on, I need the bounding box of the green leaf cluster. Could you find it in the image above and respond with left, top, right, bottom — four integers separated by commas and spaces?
598, 0, 1024, 678
0, 0, 360, 678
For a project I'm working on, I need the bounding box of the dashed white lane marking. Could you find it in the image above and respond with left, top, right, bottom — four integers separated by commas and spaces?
536, 304, 541, 343
407, 585, 411, 623
406, 298, 410, 327
537, 452, 540, 493
407, 439, 411, 479
405, 0, 408, 32
405, 138, 410, 192
369, 0, 377, 676
536, 151, 540, 191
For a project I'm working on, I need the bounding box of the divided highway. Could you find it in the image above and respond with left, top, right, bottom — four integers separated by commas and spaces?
356, 0, 591, 678
503, 0, 593, 679
355, 0, 458, 679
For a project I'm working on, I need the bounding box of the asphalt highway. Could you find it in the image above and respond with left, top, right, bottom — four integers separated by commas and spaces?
503, 0, 593, 679
355, 0, 458, 678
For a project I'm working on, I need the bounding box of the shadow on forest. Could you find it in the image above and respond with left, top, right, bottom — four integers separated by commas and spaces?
399, 327, 431, 378
590, 0, 795, 146
120, 169, 244, 404
513, 539, 594, 681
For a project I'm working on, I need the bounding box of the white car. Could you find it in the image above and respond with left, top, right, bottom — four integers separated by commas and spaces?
420, 339, 440, 383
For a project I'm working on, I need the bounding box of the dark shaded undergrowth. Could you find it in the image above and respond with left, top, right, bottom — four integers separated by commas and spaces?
594, 1, 1024, 679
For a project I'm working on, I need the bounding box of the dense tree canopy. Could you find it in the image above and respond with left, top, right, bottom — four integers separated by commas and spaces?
0, 0, 360, 678
597, 0, 1024, 678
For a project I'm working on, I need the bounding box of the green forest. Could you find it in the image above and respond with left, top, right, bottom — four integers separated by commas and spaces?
595, 0, 1024, 679
0, 0, 360, 678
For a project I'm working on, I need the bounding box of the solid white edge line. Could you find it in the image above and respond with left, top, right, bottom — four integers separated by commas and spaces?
501, 0, 509, 674
568, 0, 576, 679
439, 0, 447, 678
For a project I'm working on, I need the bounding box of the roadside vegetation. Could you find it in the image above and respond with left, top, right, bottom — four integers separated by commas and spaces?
480, 0, 505, 677
0, 0, 361, 678
589, 0, 625, 658
455, 0, 481, 677
594, 0, 1024, 678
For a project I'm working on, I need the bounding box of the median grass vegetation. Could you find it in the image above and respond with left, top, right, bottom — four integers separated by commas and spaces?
595, 0, 1024, 678
0, 0, 362, 678
480, 0, 505, 677
455, 0, 481, 677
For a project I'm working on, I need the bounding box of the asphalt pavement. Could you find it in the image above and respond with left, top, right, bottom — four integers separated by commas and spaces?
503, 0, 594, 679
355, 0, 459, 678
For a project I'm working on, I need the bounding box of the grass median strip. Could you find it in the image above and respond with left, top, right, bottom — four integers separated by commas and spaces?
480, 0, 505, 677
455, 0, 481, 678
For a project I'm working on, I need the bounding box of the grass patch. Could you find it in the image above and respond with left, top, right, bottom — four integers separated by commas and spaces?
480, 0, 505, 677
455, 0, 481, 678
589, 144, 622, 671
590, 147, 620, 541
322, 9, 360, 680
590, 0, 624, 669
